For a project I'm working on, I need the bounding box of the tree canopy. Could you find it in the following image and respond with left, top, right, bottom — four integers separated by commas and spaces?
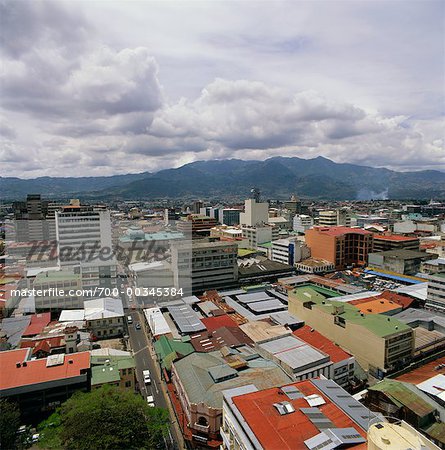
0, 400, 21, 450
38, 386, 170, 450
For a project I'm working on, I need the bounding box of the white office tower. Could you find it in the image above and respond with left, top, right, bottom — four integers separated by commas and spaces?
240, 190, 269, 227
55, 202, 116, 291
293, 214, 314, 233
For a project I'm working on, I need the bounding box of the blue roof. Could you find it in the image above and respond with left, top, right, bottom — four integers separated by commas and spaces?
364, 269, 423, 284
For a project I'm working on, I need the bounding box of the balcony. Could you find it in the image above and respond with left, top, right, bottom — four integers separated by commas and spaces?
193, 422, 210, 433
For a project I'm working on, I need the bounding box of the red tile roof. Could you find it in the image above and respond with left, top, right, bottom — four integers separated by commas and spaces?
231, 380, 367, 450
379, 291, 415, 309
20, 336, 64, 354
0, 349, 90, 391
293, 326, 352, 364
395, 357, 445, 385
201, 314, 237, 332
23, 312, 52, 337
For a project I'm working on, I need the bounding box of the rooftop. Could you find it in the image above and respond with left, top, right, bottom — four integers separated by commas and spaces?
200, 314, 237, 332
0, 350, 90, 392
291, 286, 412, 338
374, 234, 419, 242
348, 297, 403, 315
311, 226, 373, 237
395, 357, 445, 385
293, 326, 352, 364
23, 312, 52, 337
226, 379, 369, 450
368, 379, 435, 418
172, 350, 292, 409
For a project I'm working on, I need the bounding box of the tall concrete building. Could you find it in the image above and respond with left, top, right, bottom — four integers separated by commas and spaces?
12, 194, 59, 242
284, 194, 302, 215
318, 208, 351, 227
305, 226, 374, 270
239, 191, 269, 227
171, 239, 238, 294
55, 201, 116, 291
425, 272, 445, 312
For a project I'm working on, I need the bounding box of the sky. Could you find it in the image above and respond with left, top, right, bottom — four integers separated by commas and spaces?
1, 0, 444, 178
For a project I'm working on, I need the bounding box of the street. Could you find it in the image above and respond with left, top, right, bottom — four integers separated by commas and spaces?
127, 308, 183, 450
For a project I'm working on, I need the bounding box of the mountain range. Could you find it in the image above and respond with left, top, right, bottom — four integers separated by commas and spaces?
1, 156, 444, 200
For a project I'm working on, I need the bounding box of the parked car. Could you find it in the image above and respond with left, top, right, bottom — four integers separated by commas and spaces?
146, 395, 155, 407
135, 322, 141, 330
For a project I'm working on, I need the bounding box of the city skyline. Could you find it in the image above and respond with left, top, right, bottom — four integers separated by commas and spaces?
1, 0, 444, 179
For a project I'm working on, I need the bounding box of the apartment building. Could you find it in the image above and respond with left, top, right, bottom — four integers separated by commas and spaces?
305, 226, 374, 270
171, 240, 238, 294
288, 285, 414, 377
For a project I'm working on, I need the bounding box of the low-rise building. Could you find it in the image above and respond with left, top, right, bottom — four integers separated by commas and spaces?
373, 234, 420, 252
221, 378, 377, 450
0, 349, 91, 423
293, 325, 356, 388
368, 249, 434, 275
170, 348, 292, 447
90, 348, 136, 391
295, 258, 335, 274
256, 335, 333, 381
288, 285, 414, 376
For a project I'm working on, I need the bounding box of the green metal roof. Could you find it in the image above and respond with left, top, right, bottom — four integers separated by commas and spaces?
238, 249, 257, 257
172, 351, 292, 409
292, 286, 411, 338
91, 364, 121, 385
154, 335, 194, 370
369, 380, 435, 418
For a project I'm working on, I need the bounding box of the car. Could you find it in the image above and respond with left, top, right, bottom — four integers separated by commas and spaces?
127, 315, 133, 324
135, 322, 141, 330
143, 369, 151, 385
146, 395, 155, 407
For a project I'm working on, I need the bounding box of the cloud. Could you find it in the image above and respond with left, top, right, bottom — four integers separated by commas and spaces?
0, 0, 443, 178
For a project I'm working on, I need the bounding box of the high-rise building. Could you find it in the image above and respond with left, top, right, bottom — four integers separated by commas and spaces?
305, 226, 374, 270
12, 194, 59, 242
56, 202, 112, 266
271, 238, 310, 266
239, 191, 268, 227
176, 214, 219, 237
219, 208, 242, 226
55, 201, 116, 291
318, 208, 351, 227
171, 239, 238, 294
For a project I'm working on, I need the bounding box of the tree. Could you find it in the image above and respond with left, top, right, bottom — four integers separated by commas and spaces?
38, 386, 170, 450
0, 400, 21, 450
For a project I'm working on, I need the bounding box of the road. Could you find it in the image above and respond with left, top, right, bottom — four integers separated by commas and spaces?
127, 309, 183, 450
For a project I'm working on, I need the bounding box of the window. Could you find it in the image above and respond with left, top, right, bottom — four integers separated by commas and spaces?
125, 381, 132, 388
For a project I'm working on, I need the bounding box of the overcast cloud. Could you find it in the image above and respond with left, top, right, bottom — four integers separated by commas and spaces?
0, 0, 444, 178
